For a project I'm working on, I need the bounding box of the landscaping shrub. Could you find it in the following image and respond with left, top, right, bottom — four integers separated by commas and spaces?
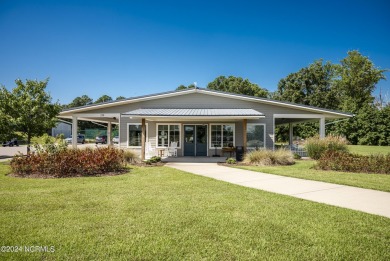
145, 156, 161, 164
317, 150, 390, 174
293, 153, 302, 160
305, 135, 348, 160
244, 149, 295, 166
11, 147, 125, 177
123, 149, 139, 164
226, 158, 237, 164
33, 134, 68, 155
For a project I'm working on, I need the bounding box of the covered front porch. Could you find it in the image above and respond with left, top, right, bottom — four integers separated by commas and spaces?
123, 108, 265, 160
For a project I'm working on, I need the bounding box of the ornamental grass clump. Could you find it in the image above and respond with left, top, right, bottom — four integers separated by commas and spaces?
226, 158, 237, 164
123, 149, 140, 164
11, 147, 126, 177
305, 135, 348, 160
244, 149, 295, 166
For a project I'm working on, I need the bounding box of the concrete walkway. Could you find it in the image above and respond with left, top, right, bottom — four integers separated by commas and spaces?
166, 162, 390, 218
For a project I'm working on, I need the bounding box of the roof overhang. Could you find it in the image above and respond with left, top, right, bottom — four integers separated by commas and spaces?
122, 108, 265, 120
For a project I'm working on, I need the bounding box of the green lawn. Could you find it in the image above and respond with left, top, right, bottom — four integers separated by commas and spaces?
0, 163, 389, 260
348, 145, 390, 155
236, 160, 390, 192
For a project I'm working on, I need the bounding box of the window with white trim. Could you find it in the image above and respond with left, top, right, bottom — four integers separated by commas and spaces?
210, 124, 235, 148
157, 124, 181, 148
127, 123, 148, 147
247, 123, 265, 148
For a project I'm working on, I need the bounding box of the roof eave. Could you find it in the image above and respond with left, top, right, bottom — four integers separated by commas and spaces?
125, 115, 265, 120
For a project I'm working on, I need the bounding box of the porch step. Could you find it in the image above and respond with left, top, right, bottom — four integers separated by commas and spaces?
162, 156, 227, 163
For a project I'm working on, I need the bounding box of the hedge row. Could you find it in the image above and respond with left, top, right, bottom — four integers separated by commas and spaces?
317, 150, 390, 174
11, 147, 125, 177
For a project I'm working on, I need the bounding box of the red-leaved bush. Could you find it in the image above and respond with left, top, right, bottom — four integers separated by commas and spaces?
11, 147, 125, 177
317, 150, 390, 174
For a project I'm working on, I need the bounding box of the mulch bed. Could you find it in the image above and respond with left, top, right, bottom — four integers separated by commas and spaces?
8, 162, 166, 179
130, 162, 166, 167
8, 169, 130, 179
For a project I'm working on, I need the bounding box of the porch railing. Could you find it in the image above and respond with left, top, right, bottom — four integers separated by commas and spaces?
283, 145, 308, 157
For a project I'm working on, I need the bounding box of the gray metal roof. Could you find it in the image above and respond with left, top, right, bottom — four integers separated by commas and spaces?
123, 108, 264, 117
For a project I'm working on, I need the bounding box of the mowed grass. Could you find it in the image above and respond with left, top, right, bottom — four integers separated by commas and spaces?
236, 160, 390, 192
0, 163, 390, 260
348, 145, 390, 155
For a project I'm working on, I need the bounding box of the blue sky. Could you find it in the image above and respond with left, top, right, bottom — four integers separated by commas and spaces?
0, 0, 389, 104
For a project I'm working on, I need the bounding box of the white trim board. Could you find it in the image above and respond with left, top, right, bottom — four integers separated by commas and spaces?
273, 114, 326, 119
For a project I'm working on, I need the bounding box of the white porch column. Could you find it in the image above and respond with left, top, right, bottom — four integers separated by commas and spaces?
72, 116, 78, 148
289, 123, 293, 146
118, 115, 122, 149
243, 119, 247, 152
141, 118, 146, 161
319, 117, 325, 138
107, 122, 112, 145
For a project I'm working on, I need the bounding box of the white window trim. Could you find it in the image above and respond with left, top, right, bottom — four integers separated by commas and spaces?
209, 123, 235, 149
156, 123, 182, 149
127, 123, 148, 148
247, 123, 266, 149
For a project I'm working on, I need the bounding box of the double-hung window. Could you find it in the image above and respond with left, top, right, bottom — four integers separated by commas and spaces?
247, 123, 266, 149
128, 123, 148, 147
210, 124, 235, 149
157, 124, 181, 147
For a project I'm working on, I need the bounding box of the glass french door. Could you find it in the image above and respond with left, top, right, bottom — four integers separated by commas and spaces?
184, 125, 207, 156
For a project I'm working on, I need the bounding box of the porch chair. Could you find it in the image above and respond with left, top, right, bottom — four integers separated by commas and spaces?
168, 141, 178, 157
145, 141, 157, 158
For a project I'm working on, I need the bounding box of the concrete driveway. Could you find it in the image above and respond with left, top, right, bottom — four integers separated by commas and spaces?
0, 145, 27, 159
166, 162, 390, 218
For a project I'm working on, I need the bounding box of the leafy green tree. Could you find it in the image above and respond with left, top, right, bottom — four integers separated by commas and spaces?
94, 95, 113, 103
0, 87, 14, 141
274, 60, 339, 142
115, 96, 126, 100
67, 95, 93, 108
275, 60, 339, 109
334, 104, 390, 146
333, 51, 388, 144
207, 76, 268, 97
176, 84, 195, 90
0, 79, 61, 152
335, 50, 387, 112
275, 52, 388, 145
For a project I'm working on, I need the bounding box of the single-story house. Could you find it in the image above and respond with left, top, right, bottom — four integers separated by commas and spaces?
59, 88, 352, 160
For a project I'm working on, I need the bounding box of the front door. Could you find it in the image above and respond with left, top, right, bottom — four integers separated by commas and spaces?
184, 125, 208, 156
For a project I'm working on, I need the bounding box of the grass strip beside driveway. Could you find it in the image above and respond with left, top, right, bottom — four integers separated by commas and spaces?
234, 160, 390, 192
